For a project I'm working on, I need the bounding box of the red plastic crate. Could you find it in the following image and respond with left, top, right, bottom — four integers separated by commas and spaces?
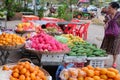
64, 62, 85, 68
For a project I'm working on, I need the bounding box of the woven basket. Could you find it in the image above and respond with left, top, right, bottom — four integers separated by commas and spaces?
0, 44, 24, 50
0, 58, 51, 77
15, 30, 35, 34
25, 48, 70, 54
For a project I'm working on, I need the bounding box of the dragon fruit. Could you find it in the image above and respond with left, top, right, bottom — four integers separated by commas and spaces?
25, 32, 69, 53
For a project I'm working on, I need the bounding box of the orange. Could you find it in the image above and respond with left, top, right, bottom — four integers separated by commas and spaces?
94, 70, 100, 76
25, 71, 30, 77
82, 67, 89, 72
114, 74, 120, 80
78, 76, 84, 80
30, 73, 36, 80
93, 76, 100, 80
25, 77, 31, 80
10, 76, 16, 80
13, 68, 19, 73
100, 75, 108, 80
19, 75, 25, 80
78, 69, 86, 77
12, 72, 19, 78
68, 77, 77, 80
85, 77, 94, 80
29, 66, 34, 73
20, 68, 27, 74
34, 66, 40, 71
87, 65, 94, 70
18, 65, 24, 71
24, 63, 30, 70
86, 70, 94, 77
95, 67, 100, 71
100, 68, 108, 75
107, 71, 116, 78
107, 79, 113, 80
2, 65, 9, 70
107, 68, 119, 74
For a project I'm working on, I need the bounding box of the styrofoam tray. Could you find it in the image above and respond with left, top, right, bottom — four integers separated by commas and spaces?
41, 54, 65, 65
63, 55, 87, 63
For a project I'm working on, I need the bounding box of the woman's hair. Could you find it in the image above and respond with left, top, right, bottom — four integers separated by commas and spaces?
109, 2, 120, 9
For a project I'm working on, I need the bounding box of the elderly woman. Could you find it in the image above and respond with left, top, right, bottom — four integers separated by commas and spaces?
101, 2, 120, 68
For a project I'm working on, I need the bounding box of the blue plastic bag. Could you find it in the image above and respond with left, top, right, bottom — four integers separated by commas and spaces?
55, 63, 74, 80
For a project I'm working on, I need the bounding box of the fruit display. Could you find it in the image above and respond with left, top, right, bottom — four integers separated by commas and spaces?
2, 61, 47, 80
59, 65, 120, 80
25, 32, 70, 53
16, 22, 35, 32
61, 34, 84, 46
68, 42, 106, 57
0, 32, 25, 46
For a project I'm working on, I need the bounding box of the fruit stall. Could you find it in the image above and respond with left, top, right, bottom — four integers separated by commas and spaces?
0, 18, 120, 80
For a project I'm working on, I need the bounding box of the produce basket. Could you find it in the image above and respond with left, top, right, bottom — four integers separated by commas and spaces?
47, 32, 63, 36
41, 54, 65, 65
0, 44, 24, 50
63, 55, 87, 68
15, 30, 35, 34
25, 48, 70, 54
87, 56, 110, 68
0, 58, 52, 80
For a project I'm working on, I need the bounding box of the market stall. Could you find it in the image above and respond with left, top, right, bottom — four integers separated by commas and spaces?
1, 16, 120, 80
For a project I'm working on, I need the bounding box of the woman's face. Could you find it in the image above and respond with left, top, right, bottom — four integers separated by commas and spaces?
108, 5, 115, 14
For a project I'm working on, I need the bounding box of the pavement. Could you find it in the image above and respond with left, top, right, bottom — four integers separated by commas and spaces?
0, 20, 120, 71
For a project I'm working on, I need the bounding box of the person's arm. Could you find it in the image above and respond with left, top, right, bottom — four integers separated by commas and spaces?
116, 16, 120, 26
104, 15, 109, 24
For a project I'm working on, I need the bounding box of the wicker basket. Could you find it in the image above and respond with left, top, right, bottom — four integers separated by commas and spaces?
25, 48, 70, 54
0, 44, 24, 50
15, 30, 35, 34
0, 58, 52, 80
47, 32, 63, 36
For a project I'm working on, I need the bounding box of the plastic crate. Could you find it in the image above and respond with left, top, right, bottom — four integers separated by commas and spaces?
63, 55, 87, 68
41, 54, 65, 65
87, 56, 109, 68
63, 55, 87, 63
64, 62, 85, 68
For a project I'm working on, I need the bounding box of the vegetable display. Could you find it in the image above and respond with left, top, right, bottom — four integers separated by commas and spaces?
68, 42, 107, 57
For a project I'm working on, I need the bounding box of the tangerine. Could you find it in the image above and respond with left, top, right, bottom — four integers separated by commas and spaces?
19, 75, 25, 80
20, 68, 27, 74
12, 72, 19, 78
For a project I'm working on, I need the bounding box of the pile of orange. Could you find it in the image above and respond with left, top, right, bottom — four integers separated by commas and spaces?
0, 32, 25, 46
3, 61, 47, 80
79, 65, 120, 80
60, 65, 120, 80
